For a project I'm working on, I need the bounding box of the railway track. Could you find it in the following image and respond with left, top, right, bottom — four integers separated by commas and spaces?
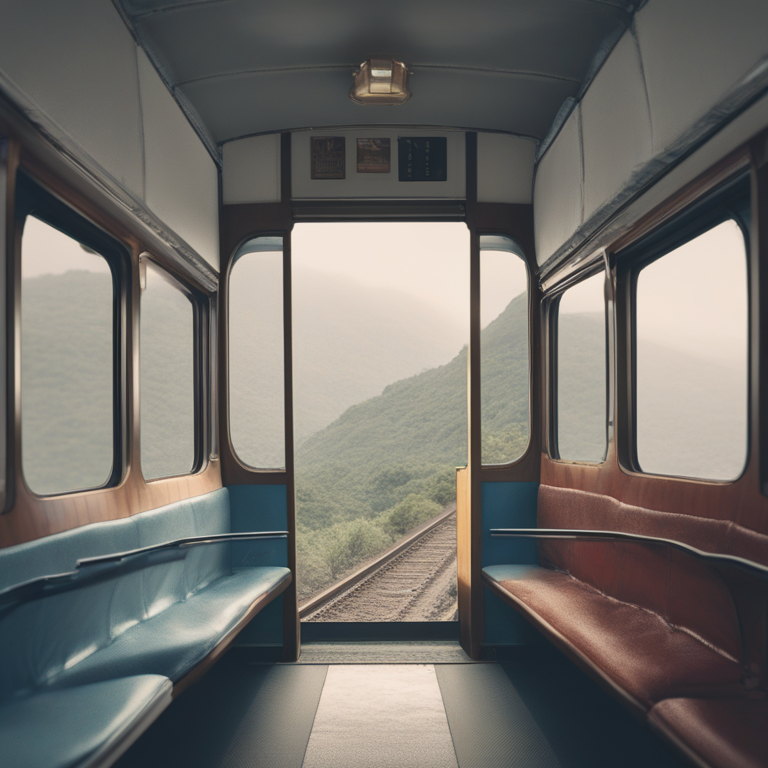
301, 508, 457, 622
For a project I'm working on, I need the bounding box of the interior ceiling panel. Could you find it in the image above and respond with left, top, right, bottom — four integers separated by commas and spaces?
117, 0, 637, 144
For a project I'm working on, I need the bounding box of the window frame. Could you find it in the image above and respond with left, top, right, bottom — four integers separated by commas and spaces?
139, 254, 209, 482
617, 172, 751, 483
478, 233, 533, 468
15, 172, 128, 496
546, 261, 611, 465
226, 234, 287, 472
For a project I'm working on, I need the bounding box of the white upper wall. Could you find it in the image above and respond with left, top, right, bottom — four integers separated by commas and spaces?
477, 134, 537, 204
534, 106, 583, 266
222, 134, 282, 204
0, 0, 220, 272
137, 50, 219, 269
222, 129, 537, 204
534, 0, 768, 267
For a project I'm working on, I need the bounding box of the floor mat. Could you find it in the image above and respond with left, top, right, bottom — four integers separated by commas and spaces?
294, 641, 472, 664
436, 647, 691, 768
302, 665, 458, 768
115, 656, 327, 768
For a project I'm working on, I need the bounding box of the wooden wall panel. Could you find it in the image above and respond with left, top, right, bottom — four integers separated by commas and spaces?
540, 134, 768, 549
0, 108, 222, 549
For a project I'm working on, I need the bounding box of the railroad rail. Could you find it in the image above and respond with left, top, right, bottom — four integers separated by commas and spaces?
300, 505, 457, 622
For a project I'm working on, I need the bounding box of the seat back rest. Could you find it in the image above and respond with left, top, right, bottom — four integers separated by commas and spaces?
538, 486, 743, 665
135, 490, 230, 616
0, 488, 231, 697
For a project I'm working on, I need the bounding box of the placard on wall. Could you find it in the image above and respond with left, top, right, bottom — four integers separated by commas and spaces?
291, 128, 466, 199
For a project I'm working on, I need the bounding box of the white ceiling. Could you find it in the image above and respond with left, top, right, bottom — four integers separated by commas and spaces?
117, 0, 637, 145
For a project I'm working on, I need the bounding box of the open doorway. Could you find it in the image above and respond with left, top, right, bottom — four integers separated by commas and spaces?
292, 222, 469, 622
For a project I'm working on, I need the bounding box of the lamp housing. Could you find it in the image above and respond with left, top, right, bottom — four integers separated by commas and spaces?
350, 59, 410, 105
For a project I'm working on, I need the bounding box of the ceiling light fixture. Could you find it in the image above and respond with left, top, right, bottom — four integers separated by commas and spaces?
350, 58, 411, 105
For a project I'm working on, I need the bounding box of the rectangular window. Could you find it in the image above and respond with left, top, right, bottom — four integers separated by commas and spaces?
479, 235, 529, 465
556, 271, 608, 463
140, 261, 197, 480
635, 219, 748, 481
21, 215, 116, 494
228, 237, 285, 470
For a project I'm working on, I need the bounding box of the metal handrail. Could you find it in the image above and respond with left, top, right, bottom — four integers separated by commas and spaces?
490, 527, 768, 580
0, 531, 288, 610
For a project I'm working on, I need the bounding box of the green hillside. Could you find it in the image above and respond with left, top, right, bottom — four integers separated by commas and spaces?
297, 289, 530, 472
294, 291, 533, 597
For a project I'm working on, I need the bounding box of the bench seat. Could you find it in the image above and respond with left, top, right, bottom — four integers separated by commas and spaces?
55, 566, 291, 689
0, 675, 172, 768
482, 564, 743, 712
649, 697, 768, 768
0, 488, 291, 768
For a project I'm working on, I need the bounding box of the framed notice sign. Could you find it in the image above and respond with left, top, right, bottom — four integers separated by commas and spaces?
357, 138, 391, 173
398, 137, 447, 181
311, 137, 345, 179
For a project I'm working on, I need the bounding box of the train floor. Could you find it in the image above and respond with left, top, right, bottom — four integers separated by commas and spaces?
116, 641, 691, 768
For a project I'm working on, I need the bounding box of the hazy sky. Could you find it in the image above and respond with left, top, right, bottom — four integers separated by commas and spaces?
292, 221, 527, 329
636, 220, 747, 366
22, 215, 747, 366
22, 216, 110, 278
558, 220, 747, 366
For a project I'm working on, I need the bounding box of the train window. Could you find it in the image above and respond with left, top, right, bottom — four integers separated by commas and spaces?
556, 271, 607, 463
635, 219, 748, 481
228, 237, 285, 470
479, 235, 529, 465
140, 261, 196, 480
21, 216, 116, 494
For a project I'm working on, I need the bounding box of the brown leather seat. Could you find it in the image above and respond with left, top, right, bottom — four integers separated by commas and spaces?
649, 697, 768, 768
482, 564, 743, 711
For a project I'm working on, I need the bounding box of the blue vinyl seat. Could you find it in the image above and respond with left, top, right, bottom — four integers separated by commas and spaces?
0, 488, 290, 768
0, 676, 172, 768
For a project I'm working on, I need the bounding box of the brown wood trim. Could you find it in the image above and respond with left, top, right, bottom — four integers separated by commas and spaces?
172, 570, 292, 697
456, 466, 472, 654
473, 203, 541, 484
281, 135, 299, 660
0, 468, 223, 548
482, 571, 647, 719
0, 126, 223, 548
610, 146, 752, 255
219, 136, 294, 488
541, 135, 768, 540
459, 131, 483, 659
217, 134, 298, 658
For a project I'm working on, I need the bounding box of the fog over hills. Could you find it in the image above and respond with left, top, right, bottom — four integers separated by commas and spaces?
228, 260, 467, 467
21, 269, 746, 499
21, 267, 466, 488
22, 269, 747, 597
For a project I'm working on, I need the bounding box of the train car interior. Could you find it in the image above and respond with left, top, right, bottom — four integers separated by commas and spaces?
1, 1, 767, 767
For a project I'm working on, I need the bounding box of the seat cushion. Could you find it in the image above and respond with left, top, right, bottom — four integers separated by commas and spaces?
483, 564, 742, 709
0, 675, 171, 768
55, 566, 291, 688
650, 697, 768, 768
